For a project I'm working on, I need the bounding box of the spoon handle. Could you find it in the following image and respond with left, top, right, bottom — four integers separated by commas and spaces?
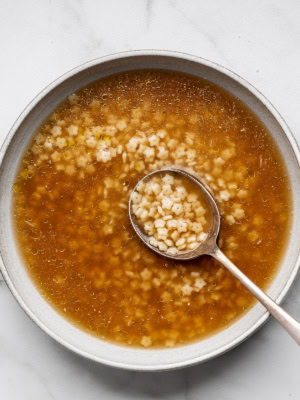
211, 246, 300, 346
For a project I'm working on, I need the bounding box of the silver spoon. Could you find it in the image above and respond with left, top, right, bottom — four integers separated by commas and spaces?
129, 165, 300, 345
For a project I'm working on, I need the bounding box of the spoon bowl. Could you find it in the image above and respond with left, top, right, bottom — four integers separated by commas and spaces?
129, 165, 220, 260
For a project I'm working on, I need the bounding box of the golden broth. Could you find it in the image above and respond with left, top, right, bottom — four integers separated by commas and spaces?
13, 70, 291, 348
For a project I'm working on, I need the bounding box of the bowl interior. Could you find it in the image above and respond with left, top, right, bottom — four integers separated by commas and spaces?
0, 52, 300, 371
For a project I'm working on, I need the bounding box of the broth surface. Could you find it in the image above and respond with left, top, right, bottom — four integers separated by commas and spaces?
13, 70, 291, 348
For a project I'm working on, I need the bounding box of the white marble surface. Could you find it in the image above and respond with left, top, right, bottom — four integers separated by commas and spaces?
0, 0, 299, 398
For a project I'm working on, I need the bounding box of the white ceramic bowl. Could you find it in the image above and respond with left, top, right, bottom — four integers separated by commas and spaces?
0, 50, 299, 371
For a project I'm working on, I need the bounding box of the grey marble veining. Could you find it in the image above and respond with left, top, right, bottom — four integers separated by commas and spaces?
0, 0, 299, 399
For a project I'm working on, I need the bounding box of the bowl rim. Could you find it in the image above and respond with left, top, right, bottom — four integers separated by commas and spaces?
0, 49, 300, 371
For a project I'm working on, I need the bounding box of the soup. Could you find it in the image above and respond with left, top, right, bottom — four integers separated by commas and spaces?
131, 171, 211, 255
13, 70, 291, 348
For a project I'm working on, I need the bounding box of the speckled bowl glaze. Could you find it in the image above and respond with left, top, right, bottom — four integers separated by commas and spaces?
0, 50, 299, 371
